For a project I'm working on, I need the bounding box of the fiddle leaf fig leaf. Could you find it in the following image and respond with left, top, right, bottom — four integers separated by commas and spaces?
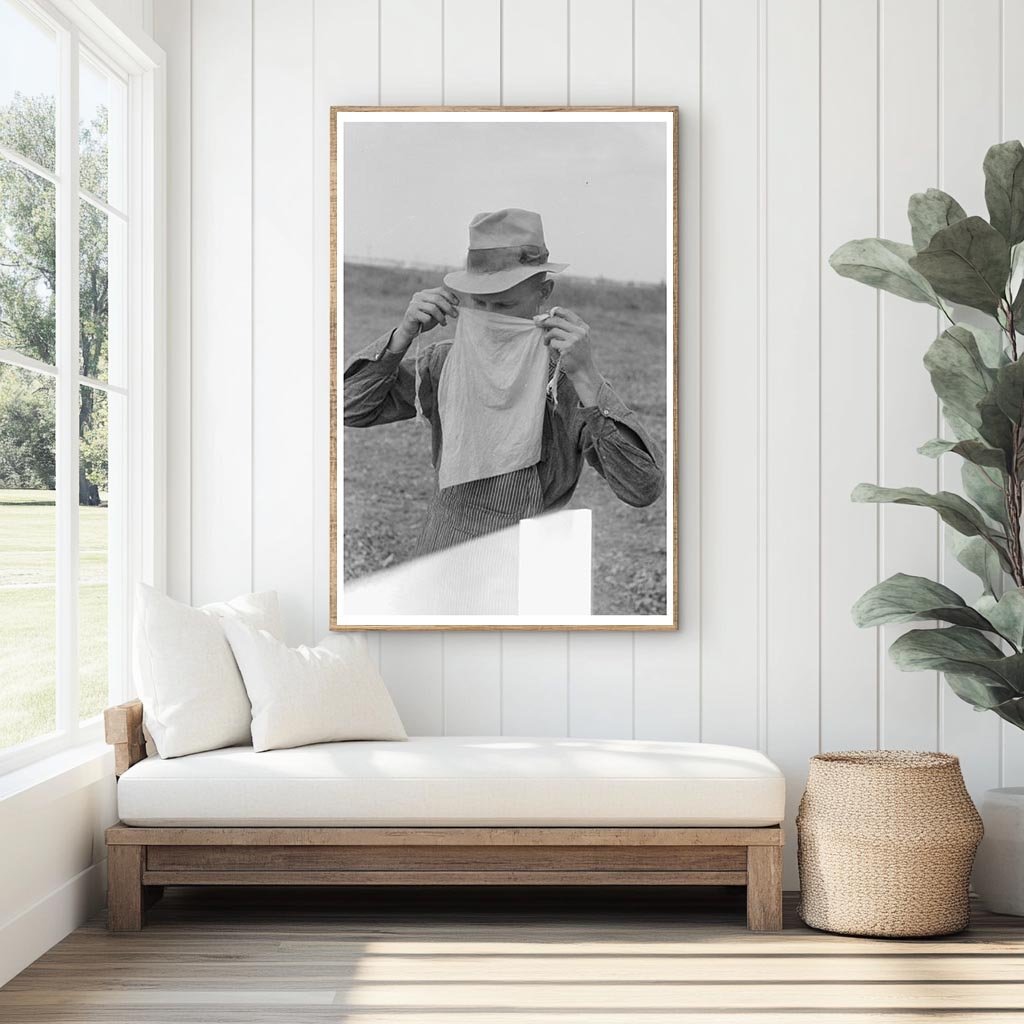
852, 573, 994, 630
918, 438, 953, 459
851, 483, 1011, 567
986, 688, 1024, 728
830, 238, 942, 307
1008, 241, 1024, 306
888, 627, 1024, 706
993, 357, 1024, 423
1012, 278, 1024, 325
1009, 241, 1024, 324
890, 624, 1004, 667
908, 188, 968, 251
942, 407, 983, 441
909, 216, 1011, 314
950, 532, 1004, 596
977, 589, 1024, 649
978, 392, 1016, 458
923, 325, 997, 428
984, 140, 1024, 246
918, 437, 1007, 471
962, 461, 1009, 527
970, 322, 1011, 368
944, 671, 1024, 713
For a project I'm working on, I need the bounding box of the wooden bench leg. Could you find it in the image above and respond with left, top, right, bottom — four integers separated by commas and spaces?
746, 845, 783, 931
107, 845, 145, 931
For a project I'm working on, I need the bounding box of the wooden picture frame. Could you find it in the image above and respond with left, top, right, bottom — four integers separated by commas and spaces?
330, 107, 679, 631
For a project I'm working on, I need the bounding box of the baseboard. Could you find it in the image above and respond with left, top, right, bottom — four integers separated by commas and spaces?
0, 858, 107, 987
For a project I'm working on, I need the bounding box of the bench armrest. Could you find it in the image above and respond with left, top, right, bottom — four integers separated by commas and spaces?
104, 699, 148, 776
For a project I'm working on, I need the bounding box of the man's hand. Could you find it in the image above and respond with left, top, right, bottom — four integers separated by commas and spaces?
539, 306, 603, 406
389, 286, 460, 354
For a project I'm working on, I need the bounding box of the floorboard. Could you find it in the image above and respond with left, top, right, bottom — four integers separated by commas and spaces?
2, 887, 1024, 1021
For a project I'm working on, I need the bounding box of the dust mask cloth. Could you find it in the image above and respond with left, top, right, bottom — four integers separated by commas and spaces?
436, 307, 549, 490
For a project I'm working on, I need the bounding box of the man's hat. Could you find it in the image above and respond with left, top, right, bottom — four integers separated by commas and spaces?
443, 209, 569, 295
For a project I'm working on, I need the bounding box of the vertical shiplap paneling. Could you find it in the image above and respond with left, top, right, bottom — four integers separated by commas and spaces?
699, 0, 761, 749
442, 0, 500, 106
1001, 0, 1024, 786
564, 0, 636, 739
568, 0, 631, 104
632, 0, 700, 742
764, 0, 820, 884
443, 638, 501, 734
497, 0, 572, 736
374, 0, 446, 732
501, 632, 568, 735
877, 0, 940, 751
92, 0, 146, 33
152, 0, 191, 604
380, 0, 443, 105
253, 0, 316, 645
937, 0, 1002, 793
567, 634, 634, 738
439, 0, 504, 732
169, 0, 1014, 800
501, 0, 568, 104
377, 627, 443, 726
313, 0, 381, 659
189, 0, 253, 605
819, 0, 879, 753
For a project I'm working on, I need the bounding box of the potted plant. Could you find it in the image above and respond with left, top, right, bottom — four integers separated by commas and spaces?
832, 140, 1024, 914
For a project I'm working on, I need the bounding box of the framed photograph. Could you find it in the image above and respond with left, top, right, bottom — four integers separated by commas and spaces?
330, 107, 678, 631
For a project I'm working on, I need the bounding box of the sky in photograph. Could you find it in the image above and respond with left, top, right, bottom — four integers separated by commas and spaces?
343, 120, 669, 284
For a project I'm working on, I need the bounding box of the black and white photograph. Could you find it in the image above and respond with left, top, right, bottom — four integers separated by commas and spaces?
331, 108, 678, 629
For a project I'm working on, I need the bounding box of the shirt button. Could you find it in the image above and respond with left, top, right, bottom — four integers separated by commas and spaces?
602, 409, 611, 416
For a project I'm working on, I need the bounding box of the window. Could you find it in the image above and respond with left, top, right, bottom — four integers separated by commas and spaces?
0, 0, 161, 772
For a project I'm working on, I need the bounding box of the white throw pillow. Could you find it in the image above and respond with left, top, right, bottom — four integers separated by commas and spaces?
133, 584, 283, 758
222, 621, 407, 752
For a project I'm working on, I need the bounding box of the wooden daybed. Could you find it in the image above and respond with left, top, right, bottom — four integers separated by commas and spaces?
104, 699, 785, 932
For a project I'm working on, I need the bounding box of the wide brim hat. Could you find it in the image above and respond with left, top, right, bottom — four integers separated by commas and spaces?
443, 208, 568, 295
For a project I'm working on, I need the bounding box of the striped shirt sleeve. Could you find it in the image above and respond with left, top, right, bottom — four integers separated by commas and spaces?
343, 330, 439, 427
575, 379, 665, 508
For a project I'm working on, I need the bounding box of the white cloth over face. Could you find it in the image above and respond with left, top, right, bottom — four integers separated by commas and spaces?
437, 307, 549, 490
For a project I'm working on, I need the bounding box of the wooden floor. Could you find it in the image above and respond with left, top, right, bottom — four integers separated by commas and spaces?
2, 886, 1024, 1022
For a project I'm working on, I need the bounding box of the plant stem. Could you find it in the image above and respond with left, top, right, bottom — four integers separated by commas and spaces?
1006, 305, 1024, 587
1005, 472, 1024, 588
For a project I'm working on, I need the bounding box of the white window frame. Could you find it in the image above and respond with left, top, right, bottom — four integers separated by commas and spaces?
0, 0, 165, 775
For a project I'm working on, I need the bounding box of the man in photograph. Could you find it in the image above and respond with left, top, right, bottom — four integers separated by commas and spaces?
343, 207, 664, 560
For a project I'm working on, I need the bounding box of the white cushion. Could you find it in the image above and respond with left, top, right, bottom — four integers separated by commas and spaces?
133, 584, 283, 759
222, 622, 407, 752
116, 736, 786, 827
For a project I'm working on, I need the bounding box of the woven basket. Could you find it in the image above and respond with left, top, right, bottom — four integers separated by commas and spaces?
797, 751, 983, 937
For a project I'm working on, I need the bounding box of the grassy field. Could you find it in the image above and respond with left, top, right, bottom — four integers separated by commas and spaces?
0, 489, 108, 751
342, 262, 669, 615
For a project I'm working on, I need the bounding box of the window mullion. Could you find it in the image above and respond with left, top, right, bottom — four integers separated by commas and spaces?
55, 24, 81, 734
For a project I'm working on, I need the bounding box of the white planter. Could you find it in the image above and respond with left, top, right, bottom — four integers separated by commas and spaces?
973, 787, 1024, 916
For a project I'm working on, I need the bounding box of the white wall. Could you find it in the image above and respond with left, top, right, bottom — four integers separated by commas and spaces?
154, 0, 1024, 886
91, 0, 152, 34
0, 752, 117, 984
